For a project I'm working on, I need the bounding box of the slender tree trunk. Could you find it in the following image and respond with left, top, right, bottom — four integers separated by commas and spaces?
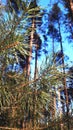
52, 38, 56, 119
33, 46, 38, 129
69, 0, 73, 37
58, 20, 70, 130
53, 96, 56, 118
57, 90, 62, 118
27, 18, 35, 77
26, 15, 38, 128
68, 0, 73, 20
34, 46, 38, 80
52, 34, 54, 57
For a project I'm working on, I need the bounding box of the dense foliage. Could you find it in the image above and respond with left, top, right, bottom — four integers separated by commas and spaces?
0, 0, 73, 130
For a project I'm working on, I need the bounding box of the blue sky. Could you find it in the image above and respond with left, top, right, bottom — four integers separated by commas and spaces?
1, 0, 6, 5
38, 0, 73, 67
39, 0, 49, 7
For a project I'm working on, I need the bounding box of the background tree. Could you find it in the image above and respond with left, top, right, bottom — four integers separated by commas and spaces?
0, 0, 73, 130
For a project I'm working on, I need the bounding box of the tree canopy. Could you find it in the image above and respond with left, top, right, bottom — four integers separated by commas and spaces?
0, 0, 73, 130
